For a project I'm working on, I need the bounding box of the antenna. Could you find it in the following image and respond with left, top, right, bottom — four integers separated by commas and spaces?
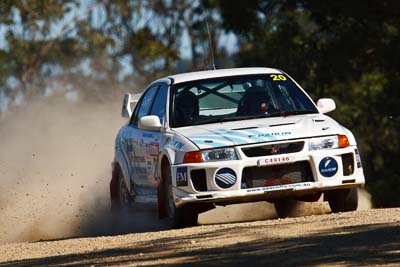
201, 2, 216, 70
201, 44, 209, 69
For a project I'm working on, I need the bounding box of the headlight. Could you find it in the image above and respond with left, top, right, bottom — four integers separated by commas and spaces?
183, 148, 238, 163
202, 148, 238, 161
309, 135, 349, 151
309, 136, 338, 150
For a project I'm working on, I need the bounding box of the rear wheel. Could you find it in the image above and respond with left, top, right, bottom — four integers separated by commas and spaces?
163, 163, 198, 228
326, 188, 358, 213
116, 171, 134, 211
274, 198, 299, 218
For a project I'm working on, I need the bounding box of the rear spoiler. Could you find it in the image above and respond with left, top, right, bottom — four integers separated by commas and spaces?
121, 93, 142, 118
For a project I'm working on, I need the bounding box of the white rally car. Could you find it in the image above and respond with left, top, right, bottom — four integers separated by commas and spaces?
110, 67, 365, 228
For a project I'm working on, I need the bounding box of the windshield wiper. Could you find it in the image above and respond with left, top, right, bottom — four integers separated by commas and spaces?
280, 110, 319, 116
192, 114, 269, 125
264, 110, 318, 118
190, 110, 318, 126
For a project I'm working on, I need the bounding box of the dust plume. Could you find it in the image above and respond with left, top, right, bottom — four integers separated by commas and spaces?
199, 202, 278, 225
357, 188, 373, 210
0, 94, 136, 243
199, 188, 372, 224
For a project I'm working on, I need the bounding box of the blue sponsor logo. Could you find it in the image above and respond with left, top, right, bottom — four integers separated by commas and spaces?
142, 133, 154, 138
248, 131, 292, 138
187, 130, 292, 148
176, 167, 188, 186
215, 168, 237, 189
171, 140, 184, 150
319, 157, 338, 177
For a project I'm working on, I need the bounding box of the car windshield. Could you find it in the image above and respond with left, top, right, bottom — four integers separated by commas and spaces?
170, 74, 318, 127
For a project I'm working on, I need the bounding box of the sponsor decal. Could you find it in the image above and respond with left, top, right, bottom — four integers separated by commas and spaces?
146, 142, 159, 157
176, 167, 188, 187
187, 129, 281, 148
125, 139, 136, 152
132, 156, 146, 162
355, 149, 362, 168
248, 132, 291, 138
257, 156, 295, 166
187, 129, 292, 149
135, 168, 147, 175
215, 168, 237, 189
246, 182, 312, 193
319, 157, 338, 177
171, 140, 184, 150
142, 133, 154, 138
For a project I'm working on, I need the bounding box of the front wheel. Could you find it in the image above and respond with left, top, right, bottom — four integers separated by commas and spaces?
274, 198, 299, 218
162, 164, 198, 228
326, 188, 358, 213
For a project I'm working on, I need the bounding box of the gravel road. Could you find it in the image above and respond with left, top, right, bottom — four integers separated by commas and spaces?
1, 207, 399, 266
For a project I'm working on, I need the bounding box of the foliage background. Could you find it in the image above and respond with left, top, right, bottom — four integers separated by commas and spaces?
0, 0, 398, 207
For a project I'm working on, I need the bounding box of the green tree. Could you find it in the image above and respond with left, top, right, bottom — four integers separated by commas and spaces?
218, 0, 400, 206
0, 0, 229, 108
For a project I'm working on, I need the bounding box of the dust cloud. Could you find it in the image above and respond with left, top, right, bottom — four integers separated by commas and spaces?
200, 188, 372, 224
357, 188, 373, 210
0, 94, 135, 243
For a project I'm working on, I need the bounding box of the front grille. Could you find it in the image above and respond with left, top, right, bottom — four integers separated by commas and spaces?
241, 161, 314, 189
241, 141, 304, 157
191, 169, 207, 192
342, 153, 354, 176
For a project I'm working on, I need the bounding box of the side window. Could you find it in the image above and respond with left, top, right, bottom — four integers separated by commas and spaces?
130, 85, 159, 126
150, 84, 168, 124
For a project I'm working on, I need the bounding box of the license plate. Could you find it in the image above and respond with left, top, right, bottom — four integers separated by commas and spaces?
257, 155, 296, 167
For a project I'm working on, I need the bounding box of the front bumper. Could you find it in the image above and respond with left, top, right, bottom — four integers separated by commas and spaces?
171, 144, 365, 208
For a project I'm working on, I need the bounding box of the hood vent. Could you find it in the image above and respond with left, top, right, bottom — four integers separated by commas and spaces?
269, 122, 296, 127
231, 126, 258, 130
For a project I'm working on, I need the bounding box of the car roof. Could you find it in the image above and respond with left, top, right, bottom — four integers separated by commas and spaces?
154, 67, 282, 85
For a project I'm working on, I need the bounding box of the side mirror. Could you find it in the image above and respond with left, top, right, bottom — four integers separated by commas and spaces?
317, 98, 336, 114
138, 115, 162, 131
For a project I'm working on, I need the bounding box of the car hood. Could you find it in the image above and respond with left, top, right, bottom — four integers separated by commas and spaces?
173, 114, 341, 149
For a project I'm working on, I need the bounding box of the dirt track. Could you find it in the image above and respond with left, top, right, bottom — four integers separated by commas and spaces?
1, 207, 399, 266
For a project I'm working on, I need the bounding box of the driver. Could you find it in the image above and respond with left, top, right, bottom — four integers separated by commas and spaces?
237, 86, 276, 116
174, 91, 199, 127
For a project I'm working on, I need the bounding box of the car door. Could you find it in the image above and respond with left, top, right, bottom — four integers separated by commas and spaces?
137, 84, 169, 192
122, 85, 159, 195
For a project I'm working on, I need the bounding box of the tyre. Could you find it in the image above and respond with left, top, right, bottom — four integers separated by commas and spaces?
162, 163, 198, 228
274, 198, 298, 218
116, 171, 134, 211
326, 188, 358, 213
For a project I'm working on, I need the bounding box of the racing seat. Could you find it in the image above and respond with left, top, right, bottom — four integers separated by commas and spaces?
174, 91, 199, 127
237, 86, 270, 116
